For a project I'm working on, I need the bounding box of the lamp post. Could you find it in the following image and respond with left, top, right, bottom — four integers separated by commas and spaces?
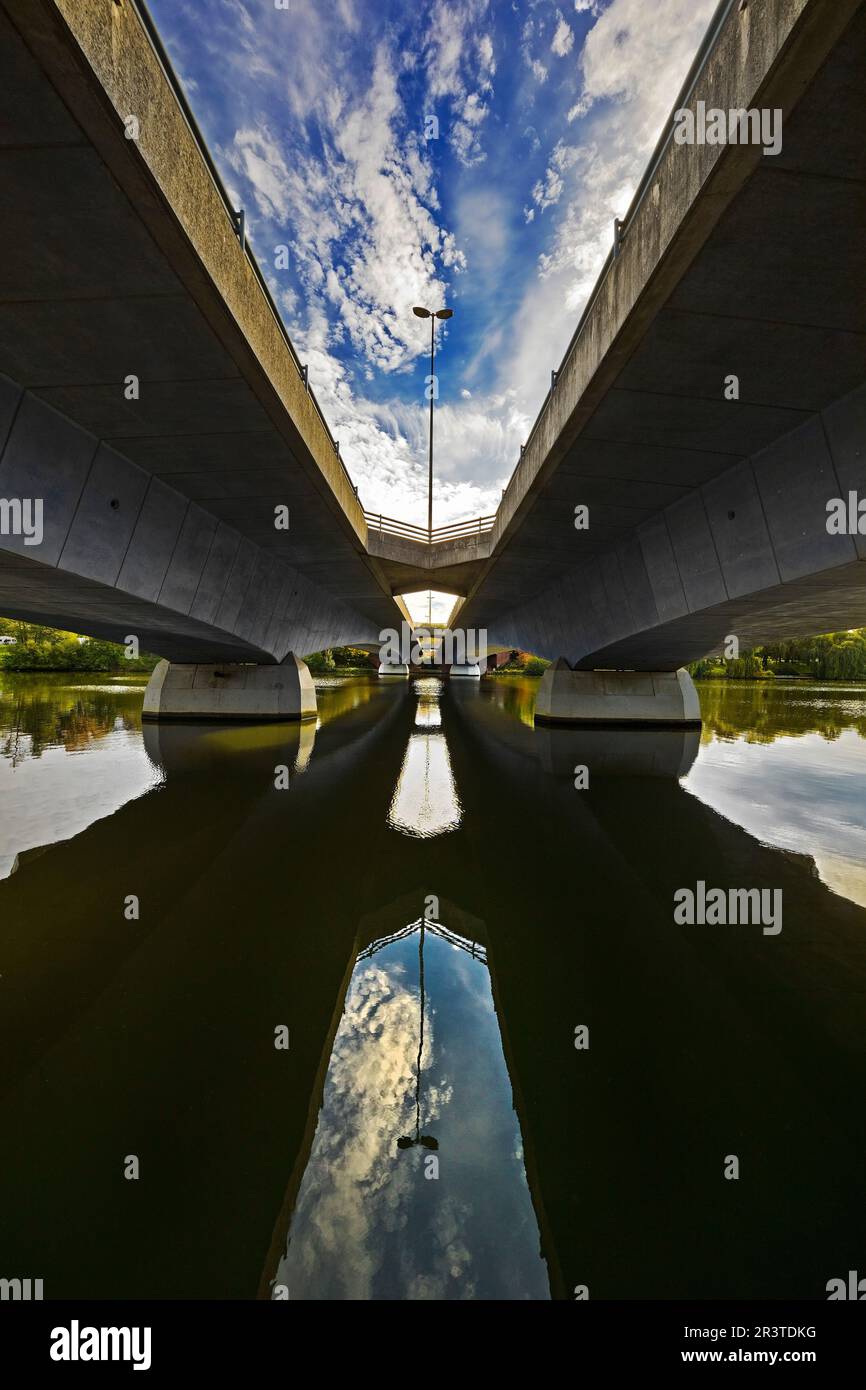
412, 305, 453, 542
397, 917, 439, 1153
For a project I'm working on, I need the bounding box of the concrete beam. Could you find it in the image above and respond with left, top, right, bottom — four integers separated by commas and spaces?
0, 380, 378, 662
365, 529, 493, 597
488, 386, 866, 669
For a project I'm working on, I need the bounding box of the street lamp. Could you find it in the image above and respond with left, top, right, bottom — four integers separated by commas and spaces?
413, 305, 453, 542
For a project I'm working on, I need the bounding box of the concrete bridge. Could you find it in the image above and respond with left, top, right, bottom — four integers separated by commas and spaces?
456, 0, 866, 721
0, 0, 864, 722
0, 0, 412, 711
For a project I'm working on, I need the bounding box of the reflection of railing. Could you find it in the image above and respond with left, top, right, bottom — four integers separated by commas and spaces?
364, 512, 495, 545
357, 917, 488, 967
130, 0, 361, 505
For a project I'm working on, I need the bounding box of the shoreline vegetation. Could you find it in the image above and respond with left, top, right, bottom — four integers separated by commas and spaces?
687, 631, 866, 681
4, 619, 866, 683
0, 620, 158, 673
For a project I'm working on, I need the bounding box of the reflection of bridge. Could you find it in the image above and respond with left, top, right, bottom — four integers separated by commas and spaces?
3, 674, 866, 1297
1, 0, 864, 722
357, 917, 488, 968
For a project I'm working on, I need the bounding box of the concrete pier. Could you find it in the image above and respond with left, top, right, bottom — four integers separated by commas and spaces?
143, 653, 316, 722
534, 660, 701, 727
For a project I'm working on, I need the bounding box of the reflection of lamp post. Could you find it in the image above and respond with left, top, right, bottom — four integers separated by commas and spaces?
397, 918, 439, 1152
412, 305, 453, 542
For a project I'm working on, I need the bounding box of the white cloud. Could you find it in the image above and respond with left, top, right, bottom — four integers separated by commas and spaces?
228, 126, 292, 221
424, 1, 496, 167
531, 167, 564, 213
566, 94, 592, 121
195, 0, 719, 533
572, 0, 713, 144
290, 303, 524, 524
503, 0, 718, 419
226, 45, 466, 378
552, 13, 574, 57
528, 140, 583, 216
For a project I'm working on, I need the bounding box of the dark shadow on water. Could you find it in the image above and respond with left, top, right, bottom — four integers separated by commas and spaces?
0, 673, 864, 1297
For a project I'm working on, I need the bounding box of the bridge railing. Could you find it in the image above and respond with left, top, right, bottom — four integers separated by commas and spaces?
433, 515, 497, 543
357, 917, 488, 966
130, 0, 361, 505
364, 512, 496, 545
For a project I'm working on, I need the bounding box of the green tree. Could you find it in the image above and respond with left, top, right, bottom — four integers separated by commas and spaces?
689, 629, 866, 681
0, 619, 158, 671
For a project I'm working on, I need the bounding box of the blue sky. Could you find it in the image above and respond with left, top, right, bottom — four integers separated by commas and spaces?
149, 0, 716, 532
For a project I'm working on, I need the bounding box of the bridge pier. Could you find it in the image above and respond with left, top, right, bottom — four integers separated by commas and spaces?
142, 653, 317, 722
534, 660, 701, 728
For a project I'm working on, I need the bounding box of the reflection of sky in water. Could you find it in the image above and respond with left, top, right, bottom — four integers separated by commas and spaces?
684, 728, 866, 908
0, 716, 160, 879
389, 735, 461, 837
274, 929, 550, 1300
414, 694, 442, 729
388, 682, 460, 836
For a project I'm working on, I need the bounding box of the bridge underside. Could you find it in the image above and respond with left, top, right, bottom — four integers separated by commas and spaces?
490, 388, 866, 672
364, 530, 493, 602
0, 382, 379, 663
0, 0, 403, 664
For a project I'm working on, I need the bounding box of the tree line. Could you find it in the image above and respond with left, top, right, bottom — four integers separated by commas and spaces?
689, 630, 866, 680
0, 618, 158, 672
4, 617, 866, 681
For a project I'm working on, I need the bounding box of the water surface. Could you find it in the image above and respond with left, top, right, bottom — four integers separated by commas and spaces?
1, 671, 865, 1299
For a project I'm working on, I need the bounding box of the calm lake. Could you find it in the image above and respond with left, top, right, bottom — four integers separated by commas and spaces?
1, 672, 865, 1299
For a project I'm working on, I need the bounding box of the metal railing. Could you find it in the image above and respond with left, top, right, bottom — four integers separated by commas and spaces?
129, 0, 360, 504
433, 514, 496, 543
364, 511, 495, 545
357, 918, 488, 966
